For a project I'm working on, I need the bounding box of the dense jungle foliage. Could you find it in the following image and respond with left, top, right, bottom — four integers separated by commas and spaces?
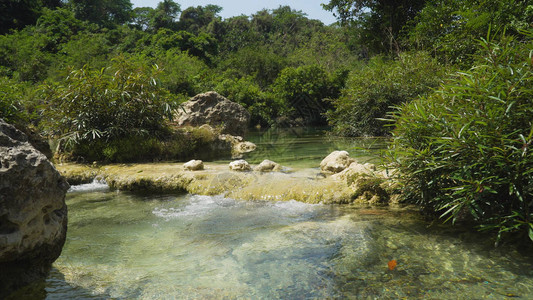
390, 35, 533, 244
1, 0, 532, 242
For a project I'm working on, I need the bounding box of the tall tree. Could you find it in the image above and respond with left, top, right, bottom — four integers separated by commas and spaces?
67, 0, 132, 27
150, 0, 181, 31
0, 0, 63, 34
131, 7, 154, 30
179, 5, 222, 34
323, 0, 427, 54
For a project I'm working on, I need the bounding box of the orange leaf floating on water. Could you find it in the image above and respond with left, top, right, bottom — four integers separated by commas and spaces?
388, 260, 397, 271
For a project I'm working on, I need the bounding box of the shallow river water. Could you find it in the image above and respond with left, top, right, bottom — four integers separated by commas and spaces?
216, 127, 388, 168
34, 182, 532, 299
16, 128, 533, 299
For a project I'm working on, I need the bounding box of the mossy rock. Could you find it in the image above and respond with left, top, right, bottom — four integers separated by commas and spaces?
56, 163, 101, 185
57, 162, 400, 206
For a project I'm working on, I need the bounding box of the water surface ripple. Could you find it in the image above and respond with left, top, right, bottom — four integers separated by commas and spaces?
37, 189, 533, 299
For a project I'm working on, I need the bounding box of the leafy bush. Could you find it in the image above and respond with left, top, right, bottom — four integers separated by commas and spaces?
0, 28, 54, 82
215, 73, 281, 126
409, 0, 533, 67
57, 32, 112, 70
41, 56, 177, 150
65, 126, 218, 163
154, 49, 209, 97
0, 79, 25, 125
390, 35, 533, 243
288, 27, 359, 73
0, 77, 37, 126
217, 45, 288, 88
272, 64, 344, 126
327, 51, 445, 136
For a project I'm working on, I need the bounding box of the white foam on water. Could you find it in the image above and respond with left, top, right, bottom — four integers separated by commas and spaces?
273, 199, 322, 211
68, 177, 109, 193
270, 199, 323, 220
152, 195, 322, 221
152, 195, 324, 220
153, 194, 237, 219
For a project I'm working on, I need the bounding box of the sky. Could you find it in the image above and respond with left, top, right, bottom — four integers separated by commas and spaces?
130, 0, 338, 25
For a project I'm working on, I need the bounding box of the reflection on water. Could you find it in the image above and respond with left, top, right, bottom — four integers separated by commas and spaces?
36, 188, 533, 299
216, 127, 388, 168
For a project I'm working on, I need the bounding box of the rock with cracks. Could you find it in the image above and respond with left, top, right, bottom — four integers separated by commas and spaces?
175, 91, 251, 137
229, 159, 251, 171
0, 119, 69, 298
320, 150, 356, 173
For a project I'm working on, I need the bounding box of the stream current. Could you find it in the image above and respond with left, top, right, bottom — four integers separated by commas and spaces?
19, 128, 533, 299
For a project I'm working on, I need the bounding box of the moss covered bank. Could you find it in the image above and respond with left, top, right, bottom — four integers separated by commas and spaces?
56, 162, 400, 205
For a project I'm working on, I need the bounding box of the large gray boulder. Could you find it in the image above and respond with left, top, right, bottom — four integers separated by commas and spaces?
175, 91, 251, 137
0, 119, 69, 297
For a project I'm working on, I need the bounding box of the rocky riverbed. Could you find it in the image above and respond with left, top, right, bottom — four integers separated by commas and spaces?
56, 157, 400, 206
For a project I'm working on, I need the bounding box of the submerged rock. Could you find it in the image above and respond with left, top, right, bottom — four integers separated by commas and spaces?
0, 119, 69, 297
254, 159, 282, 172
229, 159, 251, 171
183, 160, 204, 171
217, 134, 256, 158
320, 151, 356, 173
175, 91, 250, 137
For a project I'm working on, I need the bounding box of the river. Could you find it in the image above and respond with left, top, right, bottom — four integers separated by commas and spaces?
16, 128, 533, 299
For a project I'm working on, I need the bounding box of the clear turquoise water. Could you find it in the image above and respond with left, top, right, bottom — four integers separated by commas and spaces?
216, 127, 388, 168
13, 129, 533, 299
35, 185, 533, 299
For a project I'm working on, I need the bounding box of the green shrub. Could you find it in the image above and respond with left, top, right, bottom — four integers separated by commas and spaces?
0, 28, 54, 82
390, 35, 533, 243
0, 77, 39, 127
66, 127, 218, 163
409, 0, 533, 67
41, 56, 177, 151
272, 64, 344, 126
215, 73, 281, 126
327, 51, 445, 137
217, 45, 288, 88
156, 49, 209, 97
0, 77, 27, 125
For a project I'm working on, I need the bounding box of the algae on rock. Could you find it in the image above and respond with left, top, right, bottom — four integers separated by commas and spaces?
57, 161, 399, 206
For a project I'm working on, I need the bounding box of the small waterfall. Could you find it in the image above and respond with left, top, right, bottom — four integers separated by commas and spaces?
68, 176, 109, 193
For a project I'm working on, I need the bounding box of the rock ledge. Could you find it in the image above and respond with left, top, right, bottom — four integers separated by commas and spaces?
0, 119, 69, 297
